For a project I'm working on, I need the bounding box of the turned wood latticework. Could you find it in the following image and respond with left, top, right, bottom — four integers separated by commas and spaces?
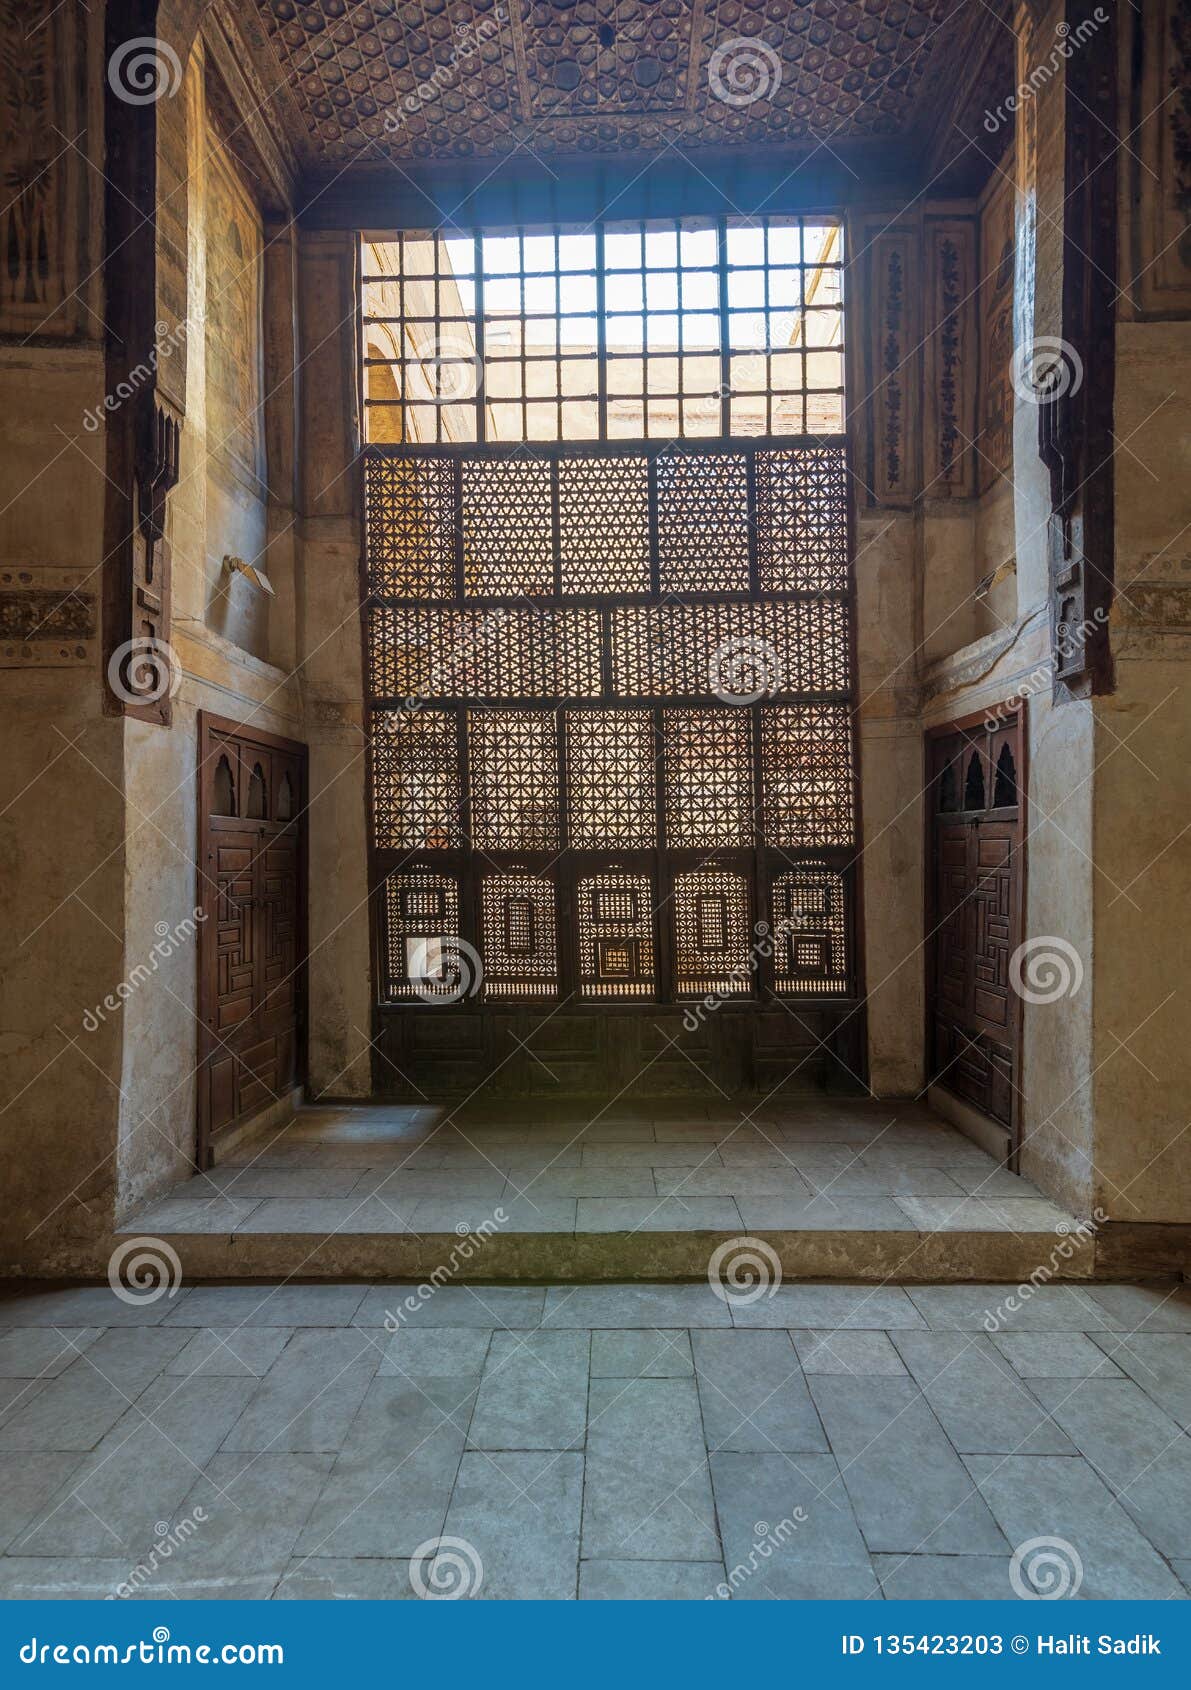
364, 436, 857, 1011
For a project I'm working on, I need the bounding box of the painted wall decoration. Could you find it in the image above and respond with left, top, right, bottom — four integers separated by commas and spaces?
925, 218, 977, 498
1121, 0, 1191, 318
978, 167, 1015, 491
205, 141, 265, 488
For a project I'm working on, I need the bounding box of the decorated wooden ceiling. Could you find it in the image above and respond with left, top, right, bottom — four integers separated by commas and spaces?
254, 0, 995, 167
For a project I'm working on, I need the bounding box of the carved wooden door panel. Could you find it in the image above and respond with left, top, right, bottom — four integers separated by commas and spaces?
198, 716, 307, 1165
927, 711, 1024, 1154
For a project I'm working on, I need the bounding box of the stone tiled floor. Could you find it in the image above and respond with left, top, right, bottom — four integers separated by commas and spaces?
124, 1099, 1074, 1238
2, 1278, 1191, 1600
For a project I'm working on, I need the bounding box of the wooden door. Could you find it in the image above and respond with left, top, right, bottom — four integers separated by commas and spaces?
927, 709, 1024, 1157
197, 715, 307, 1165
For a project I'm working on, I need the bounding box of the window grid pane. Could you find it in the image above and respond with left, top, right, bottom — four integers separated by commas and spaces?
363, 217, 844, 444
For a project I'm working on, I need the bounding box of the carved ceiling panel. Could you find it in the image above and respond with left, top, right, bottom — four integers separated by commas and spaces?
256, 0, 970, 166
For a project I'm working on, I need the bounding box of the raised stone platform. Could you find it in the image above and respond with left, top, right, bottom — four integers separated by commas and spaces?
113, 1099, 1101, 1284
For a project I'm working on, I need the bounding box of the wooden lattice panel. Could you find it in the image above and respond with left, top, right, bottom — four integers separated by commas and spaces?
577, 872, 656, 999
663, 709, 754, 847
364, 438, 857, 1005
480, 871, 558, 998
382, 871, 463, 1001
656, 451, 750, 592
367, 606, 602, 700
469, 710, 559, 850
772, 864, 849, 995
756, 445, 850, 592
567, 709, 657, 848
461, 457, 553, 597
364, 456, 455, 598
371, 708, 462, 849
611, 600, 849, 698
673, 868, 753, 997
760, 705, 856, 847
558, 455, 651, 595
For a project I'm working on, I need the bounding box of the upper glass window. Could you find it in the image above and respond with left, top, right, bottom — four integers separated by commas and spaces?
361, 217, 844, 445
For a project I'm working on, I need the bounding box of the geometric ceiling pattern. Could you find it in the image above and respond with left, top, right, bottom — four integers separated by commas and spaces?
257, 0, 966, 165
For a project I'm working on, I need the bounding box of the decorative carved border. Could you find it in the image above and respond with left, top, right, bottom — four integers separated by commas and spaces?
924, 217, 978, 498
853, 220, 920, 509
1120, 0, 1191, 319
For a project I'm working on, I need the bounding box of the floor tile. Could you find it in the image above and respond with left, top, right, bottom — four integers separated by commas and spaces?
542, 1284, 730, 1329
582, 1378, 719, 1561
1091, 1332, 1191, 1428
576, 1197, 742, 1233
125, 1198, 262, 1234
807, 1166, 967, 1197
415, 1197, 576, 1235
580, 1148, 718, 1168
1029, 1377, 1191, 1558
213, 1167, 372, 1199
274, 1559, 414, 1599
354, 1168, 509, 1199
653, 1169, 813, 1198
220, 1329, 379, 1453
906, 1284, 1109, 1331
354, 1285, 545, 1329
0, 1326, 190, 1451
994, 1332, 1122, 1379
873, 1554, 1011, 1599
0, 1286, 183, 1327
293, 1376, 472, 1558
378, 1327, 493, 1379
164, 1285, 369, 1327
792, 1331, 907, 1376
735, 1196, 914, 1231
0, 1451, 86, 1554
579, 1560, 725, 1599
892, 1331, 1075, 1455
0, 1326, 101, 1377
709, 1452, 879, 1599
135, 1451, 335, 1598
0, 1559, 132, 1599
966, 1452, 1188, 1600
163, 1328, 293, 1379
235, 1196, 421, 1234
18, 1374, 258, 1556
729, 1285, 925, 1331
807, 1376, 1007, 1554
499, 1169, 657, 1198
1084, 1283, 1191, 1332
692, 1330, 826, 1453
590, 1330, 693, 1378
893, 1196, 1074, 1232
469, 1332, 589, 1451
442, 1450, 583, 1598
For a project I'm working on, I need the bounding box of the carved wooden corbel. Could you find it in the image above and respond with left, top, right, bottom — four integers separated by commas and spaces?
108, 390, 183, 725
